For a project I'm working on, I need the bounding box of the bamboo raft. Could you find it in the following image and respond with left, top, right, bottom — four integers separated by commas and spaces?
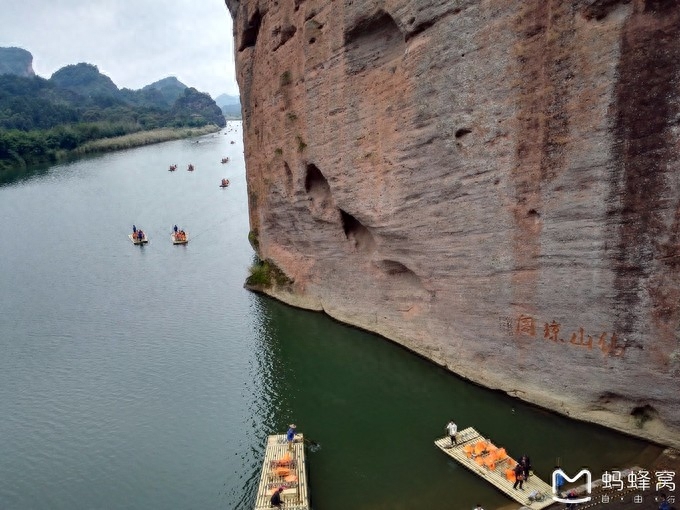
171, 232, 188, 245
128, 233, 148, 245
253, 434, 310, 510
435, 427, 555, 510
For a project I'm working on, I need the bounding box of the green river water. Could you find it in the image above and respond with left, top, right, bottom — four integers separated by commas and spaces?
0, 122, 658, 510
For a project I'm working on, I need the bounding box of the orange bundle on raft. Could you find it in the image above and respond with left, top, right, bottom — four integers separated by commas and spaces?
273, 467, 291, 477
275, 453, 292, 467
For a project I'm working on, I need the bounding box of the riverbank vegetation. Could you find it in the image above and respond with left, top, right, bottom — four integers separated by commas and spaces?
73, 125, 219, 155
246, 257, 292, 289
0, 62, 226, 180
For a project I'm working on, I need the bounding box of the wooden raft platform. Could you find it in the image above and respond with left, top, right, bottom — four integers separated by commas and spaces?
128, 234, 148, 245
435, 427, 555, 510
253, 434, 310, 510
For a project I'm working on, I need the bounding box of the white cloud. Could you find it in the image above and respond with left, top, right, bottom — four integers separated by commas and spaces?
1, 0, 239, 97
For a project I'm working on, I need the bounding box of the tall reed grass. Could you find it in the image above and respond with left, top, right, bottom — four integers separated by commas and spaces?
73, 125, 220, 155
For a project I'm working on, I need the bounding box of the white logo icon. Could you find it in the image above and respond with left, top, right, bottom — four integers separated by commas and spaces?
552, 468, 593, 503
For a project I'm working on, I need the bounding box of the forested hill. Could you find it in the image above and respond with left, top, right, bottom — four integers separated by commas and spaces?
0, 58, 225, 175
141, 77, 187, 107
0, 47, 35, 77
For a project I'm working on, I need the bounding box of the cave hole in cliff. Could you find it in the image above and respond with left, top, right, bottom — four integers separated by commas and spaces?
239, 10, 262, 51
304, 163, 335, 213
376, 259, 410, 275
305, 164, 330, 195
374, 259, 422, 283
340, 209, 376, 253
406, 19, 437, 41
455, 128, 472, 139
630, 404, 659, 427
344, 10, 405, 74
274, 25, 297, 51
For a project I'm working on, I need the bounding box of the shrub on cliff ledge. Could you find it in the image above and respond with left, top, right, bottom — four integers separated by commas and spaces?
248, 229, 260, 251
246, 258, 292, 288
296, 135, 307, 152
280, 71, 292, 87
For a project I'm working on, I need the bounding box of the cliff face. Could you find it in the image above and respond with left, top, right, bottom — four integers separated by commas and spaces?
0, 47, 35, 77
226, 0, 680, 447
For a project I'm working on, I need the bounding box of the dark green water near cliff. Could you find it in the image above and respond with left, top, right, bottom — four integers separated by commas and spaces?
0, 122, 657, 510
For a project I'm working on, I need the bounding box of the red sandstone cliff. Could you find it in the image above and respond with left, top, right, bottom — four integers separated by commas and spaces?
225, 0, 680, 448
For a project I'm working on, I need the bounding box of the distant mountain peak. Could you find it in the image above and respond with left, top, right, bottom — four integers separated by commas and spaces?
142, 76, 187, 91
0, 47, 36, 78
49, 63, 119, 96
141, 76, 188, 106
215, 93, 241, 107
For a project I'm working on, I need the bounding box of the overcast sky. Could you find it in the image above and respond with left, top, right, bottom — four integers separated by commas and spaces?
2, 0, 239, 98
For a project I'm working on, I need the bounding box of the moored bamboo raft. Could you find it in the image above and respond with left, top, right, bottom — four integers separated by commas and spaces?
435, 427, 555, 509
253, 434, 310, 510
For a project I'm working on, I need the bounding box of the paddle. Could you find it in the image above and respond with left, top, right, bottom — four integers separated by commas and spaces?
302, 438, 321, 452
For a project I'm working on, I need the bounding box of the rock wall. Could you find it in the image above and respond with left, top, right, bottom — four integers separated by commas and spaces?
225, 0, 680, 448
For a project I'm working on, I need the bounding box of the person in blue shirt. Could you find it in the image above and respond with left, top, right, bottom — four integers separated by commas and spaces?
286, 424, 296, 450
554, 467, 565, 496
658, 494, 671, 510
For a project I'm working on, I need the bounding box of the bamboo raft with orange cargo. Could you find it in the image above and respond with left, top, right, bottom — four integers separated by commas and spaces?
435, 427, 555, 509
253, 434, 310, 510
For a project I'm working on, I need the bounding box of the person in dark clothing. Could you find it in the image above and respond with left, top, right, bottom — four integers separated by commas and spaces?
270, 487, 284, 508
565, 490, 578, 510
519, 454, 531, 479
513, 462, 525, 490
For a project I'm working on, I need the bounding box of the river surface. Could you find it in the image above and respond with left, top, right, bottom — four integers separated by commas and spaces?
0, 123, 658, 510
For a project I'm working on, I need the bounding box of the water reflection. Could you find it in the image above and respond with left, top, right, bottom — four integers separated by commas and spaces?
250, 295, 656, 510
0, 122, 658, 510
0, 160, 52, 186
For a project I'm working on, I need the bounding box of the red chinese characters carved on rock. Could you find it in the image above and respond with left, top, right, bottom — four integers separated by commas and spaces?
516, 314, 536, 337
515, 315, 625, 357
